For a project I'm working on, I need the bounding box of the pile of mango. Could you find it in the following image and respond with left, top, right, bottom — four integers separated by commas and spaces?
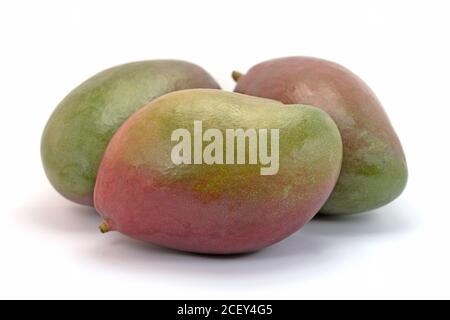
41, 57, 407, 254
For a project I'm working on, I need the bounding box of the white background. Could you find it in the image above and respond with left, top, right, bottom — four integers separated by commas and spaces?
1, 0, 449, 299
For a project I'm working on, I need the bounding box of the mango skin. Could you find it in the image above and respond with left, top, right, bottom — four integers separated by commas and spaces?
234, 57, 407, 214
94, 89, 343, 254
41, 60, 220, 206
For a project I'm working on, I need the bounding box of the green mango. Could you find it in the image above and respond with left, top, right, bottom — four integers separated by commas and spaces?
94, 89, 343, 253
41, 60, 220, 206
233, 57, 407, 214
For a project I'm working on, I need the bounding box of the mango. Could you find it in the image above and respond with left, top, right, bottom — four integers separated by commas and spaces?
94, 89, 342, 254
233, 57, 407, 214
41, 60, 219, 206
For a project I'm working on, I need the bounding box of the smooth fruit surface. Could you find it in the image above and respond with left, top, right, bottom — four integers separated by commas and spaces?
234, 57, 407, 214
94, 89, 342, 254
41, 60, 219, 205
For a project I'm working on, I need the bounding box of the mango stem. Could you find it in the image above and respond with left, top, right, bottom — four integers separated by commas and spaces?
232, 70, 243, 82
99, 222, 110, 233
